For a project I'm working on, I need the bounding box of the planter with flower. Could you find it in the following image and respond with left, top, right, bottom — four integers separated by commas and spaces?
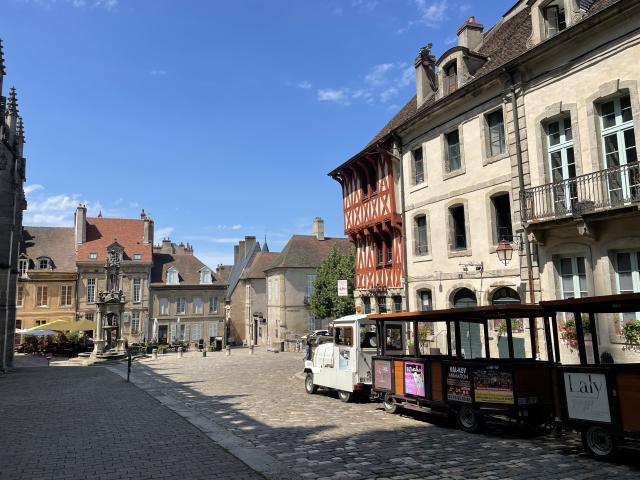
616, 318, 640, 351
496, 319, 523, 337
560, 315, 591, 350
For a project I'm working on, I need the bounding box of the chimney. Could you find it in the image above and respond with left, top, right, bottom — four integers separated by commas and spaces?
234, 245, 240, 264
238, 240, 246, 261
244, 236, 256, 256
312, 217, 325, 241
143, 212, 154, 245
161, 238, 173, 254
74, 204, 87, 245
457, 16, 484, 50
415, 43, 437, 108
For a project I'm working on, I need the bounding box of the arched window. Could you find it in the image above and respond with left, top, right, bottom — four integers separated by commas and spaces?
452, 288, 477, 308
491, 287, 521, 304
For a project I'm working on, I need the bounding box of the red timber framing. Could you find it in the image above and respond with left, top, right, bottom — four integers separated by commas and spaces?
331, 143, 403, 290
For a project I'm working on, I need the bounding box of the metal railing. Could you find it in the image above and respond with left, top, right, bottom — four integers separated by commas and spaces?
522, 162, 640, 221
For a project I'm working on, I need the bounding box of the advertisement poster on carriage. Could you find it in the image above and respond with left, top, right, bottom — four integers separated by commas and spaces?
563, 372, 611, 423
446, 365, 472, 403
473, 366, 514, 404
404, 361, 426, 397
373, 359, 392, 390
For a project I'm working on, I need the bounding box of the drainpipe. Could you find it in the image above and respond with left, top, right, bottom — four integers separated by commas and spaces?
508, 71, 536, 305
391, 134, 410, 310
2, 191, 18, 372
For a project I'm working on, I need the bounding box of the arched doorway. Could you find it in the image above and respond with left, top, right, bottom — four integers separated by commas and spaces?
452, 288, 480, 358
491, 287, 525, 358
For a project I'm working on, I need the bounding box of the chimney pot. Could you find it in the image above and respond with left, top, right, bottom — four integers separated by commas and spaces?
312, 217, 325, 241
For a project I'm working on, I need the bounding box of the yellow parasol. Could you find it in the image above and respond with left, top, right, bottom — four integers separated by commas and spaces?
25, 320, 69, 332
25, 319, 96, 332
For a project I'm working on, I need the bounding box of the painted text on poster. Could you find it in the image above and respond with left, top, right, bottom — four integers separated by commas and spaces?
404, 361, 426, 397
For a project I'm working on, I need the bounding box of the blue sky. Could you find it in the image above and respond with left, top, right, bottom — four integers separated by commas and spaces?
3, 0, 513, 267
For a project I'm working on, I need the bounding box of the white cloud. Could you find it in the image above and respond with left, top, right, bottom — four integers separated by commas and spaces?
399, 66, 415, 87
285, 80, 312, 89
150, 69, 168, 76
155, 226, 175, 240
21, 0, 118, 10
24, 184, 44, 195
318, 88, 351, 105
365, 63, 395, 87
216, 224, 243, 231
379, 87, 398, 103
398, 0, 448, 33
351, 0, 379, 12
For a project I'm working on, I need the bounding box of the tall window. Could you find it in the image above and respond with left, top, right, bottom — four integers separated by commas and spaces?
306, 274, 316, 298
559, 256, 588, 299
159, 298, 169, 315
193, 297, 203, 314
443, 62, 457, 93
16, 285, 23, 307
36, 286, 48, 307
362, 297, 371, 314
412, 147, 424, 185
385, 235, 393, 264
544, 1, 566, 38
393, 296, 403, 313
615, 251, 640, 321
87, 278, 96, 304
600, 95, 637, 203
547, 116, 577, 211
377, 297, 387, 314
446, 130, 461, 172
487, 110, 505, 156
176, 297, 186, 315
376, 237, 383, 266
413, 215, 428, 256
491, 193, 513, 242
85, 312, 94, 322
209, 296, 219, 314
18, 259, 28, 277
132, 278, 141, 303
167, 268, 179, 285
449, 205, 467, 250
60, 285, 73, 307
131, 312, 140, 332
420, 290, 432, 311
200, 268, 212, 285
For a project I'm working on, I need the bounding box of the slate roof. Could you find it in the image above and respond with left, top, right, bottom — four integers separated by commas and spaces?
225, 241, 262, 301
265, 236, 352, 271
332, 0, 623, 173
77, 217, 152, 262
242, 252, 280, 280
151, 252, 225, 287
20, 227, 76, 272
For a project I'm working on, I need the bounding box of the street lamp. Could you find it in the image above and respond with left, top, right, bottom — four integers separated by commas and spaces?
496, 240, 514, 266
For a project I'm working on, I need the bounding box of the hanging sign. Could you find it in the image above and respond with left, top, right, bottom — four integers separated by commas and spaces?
337, 280, 349, 297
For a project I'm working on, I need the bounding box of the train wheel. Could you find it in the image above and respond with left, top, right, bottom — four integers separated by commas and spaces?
338, 390, 354, 403
383, 393, 398, 414
457, 406, 484, 433
581, 426, 617, 460
305, 373, 317, 394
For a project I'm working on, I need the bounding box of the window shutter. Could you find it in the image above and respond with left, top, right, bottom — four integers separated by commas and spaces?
170, 324, 176, 343
412, 220, 419, 256
410, 154, 416, 186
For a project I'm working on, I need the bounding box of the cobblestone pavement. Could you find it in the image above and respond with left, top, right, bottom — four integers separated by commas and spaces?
0, 366, 262, 480
110, 349, 640, 480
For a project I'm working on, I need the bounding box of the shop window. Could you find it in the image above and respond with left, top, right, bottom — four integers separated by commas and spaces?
335, 326, 353, 346
491, 193, 513, 242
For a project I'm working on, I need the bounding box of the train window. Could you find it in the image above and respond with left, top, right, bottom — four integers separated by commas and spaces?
335, 327, 353, 347
385, 325, 403, 351
360, 325, 377, 348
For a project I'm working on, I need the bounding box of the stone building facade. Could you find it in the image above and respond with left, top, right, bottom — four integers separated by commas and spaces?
0, 39, 27, 371
332, 0, 640, 362
75, 205, 154, 344
16, 227, 77, 332
150, 239, 227, 346
265, 218, 351, 350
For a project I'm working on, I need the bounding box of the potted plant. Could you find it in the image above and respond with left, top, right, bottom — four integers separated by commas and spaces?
561, 315, 591, 350
496, 319, 523, 337
616, 318, 640, 350
157, 344, 169, 354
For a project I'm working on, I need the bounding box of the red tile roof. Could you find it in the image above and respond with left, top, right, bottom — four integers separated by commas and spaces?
77, 217, 152, 262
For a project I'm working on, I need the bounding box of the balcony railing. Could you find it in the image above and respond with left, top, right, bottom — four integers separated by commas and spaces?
523, 162, 640, 222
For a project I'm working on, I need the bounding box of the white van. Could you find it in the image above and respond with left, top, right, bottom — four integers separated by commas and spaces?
303, 314, 405, 402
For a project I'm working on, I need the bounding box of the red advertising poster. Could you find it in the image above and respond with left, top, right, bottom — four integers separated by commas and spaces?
404, 361, 426, 397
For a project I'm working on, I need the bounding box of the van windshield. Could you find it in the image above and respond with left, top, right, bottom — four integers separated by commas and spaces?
360, 324, 377, 349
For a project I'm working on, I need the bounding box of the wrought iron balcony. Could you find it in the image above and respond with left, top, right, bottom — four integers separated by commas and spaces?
522, 162, 640, 222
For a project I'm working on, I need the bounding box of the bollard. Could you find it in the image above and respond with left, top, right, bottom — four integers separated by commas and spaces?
178, 349, 183, 358
202, 350, 207, 357
127, 351, 132, 382
46, 353, 52, 366
152, 348, 158, 360
249, 344, 254, 355
225, 345, 231, 356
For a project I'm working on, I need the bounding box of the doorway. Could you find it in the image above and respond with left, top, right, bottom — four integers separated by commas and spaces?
492, 287, 525, 358
158, 325, 168, 344
453, 288, 481, 358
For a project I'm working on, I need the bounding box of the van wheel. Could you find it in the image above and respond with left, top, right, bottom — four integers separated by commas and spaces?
338, 390, 353, 403
581, 426, 617, 460
383, 393, 398, 414
457, 406, 484, 433
304, 373, 317, 394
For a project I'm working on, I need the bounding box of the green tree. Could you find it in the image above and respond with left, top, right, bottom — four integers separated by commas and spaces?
310, 245, 356, 319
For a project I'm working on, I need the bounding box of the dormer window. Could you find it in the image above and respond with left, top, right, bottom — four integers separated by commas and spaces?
18, 259, 28, 277
443, 62, 457, 94
199, 267, 212, 285
109, 250, 121, 263
167, 267, 179, 285
544, 1, 566, 38
89, 252, 97, 260
38, 258, 50, 270
133, 253, 142, 261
